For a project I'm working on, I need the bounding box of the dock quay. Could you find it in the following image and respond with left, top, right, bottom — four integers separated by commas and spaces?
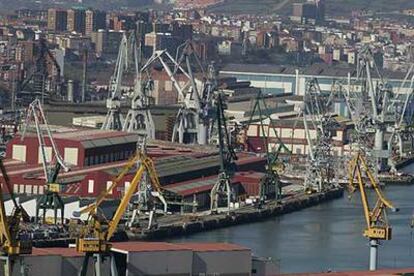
127, 187, 344, 240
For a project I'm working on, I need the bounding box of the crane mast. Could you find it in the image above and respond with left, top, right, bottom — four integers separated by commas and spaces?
210, 92, 237, 214
21, 99, 69, 224
302, 79, 336, 193
101, 33, 128, 131
348, 151, 398, 271
122, 33, 155, 139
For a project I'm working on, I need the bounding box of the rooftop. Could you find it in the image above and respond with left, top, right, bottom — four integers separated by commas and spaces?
221, 63, 407, 80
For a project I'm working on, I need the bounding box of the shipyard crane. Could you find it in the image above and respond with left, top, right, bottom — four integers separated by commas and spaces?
21, 99, 70, 224
300, 79, 337, 193
75, 143, 167, 276
387, 64, 414, 172
244, 91, 289, 205
101, 33, 128, 131
348, 150, 398, 271
141, 45, 214, 144
172, 40, 215, 145
210, 92, 238, 214
0, 158, 32, 276
122, 33, 156, 139
343, 46, 393, 173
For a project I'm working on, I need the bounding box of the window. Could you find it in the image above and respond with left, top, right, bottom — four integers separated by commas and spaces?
12, 145, 26, 162
88, 180, 94, 194
64, 147, 79, 166
26, 185, 32, 194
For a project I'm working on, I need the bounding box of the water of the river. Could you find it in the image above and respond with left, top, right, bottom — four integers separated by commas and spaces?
167, 164, 414, 273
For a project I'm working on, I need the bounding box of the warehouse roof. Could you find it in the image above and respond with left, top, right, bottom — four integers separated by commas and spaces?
32, 247, 83, 257
180, 242, 250, 252
111, 242, 192, 254
110, 242, 249, 254
221, 63, 407, 80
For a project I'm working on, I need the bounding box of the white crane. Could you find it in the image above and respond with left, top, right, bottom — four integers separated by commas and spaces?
387, 64, 414, 172
101, 33, 128, 131
302, 79, 337, 193
122, 33, 155, 139
21, 99, 70, 223
141, 44, 214, 145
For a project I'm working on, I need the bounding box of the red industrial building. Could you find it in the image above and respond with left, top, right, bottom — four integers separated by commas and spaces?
1, 128, 267, 204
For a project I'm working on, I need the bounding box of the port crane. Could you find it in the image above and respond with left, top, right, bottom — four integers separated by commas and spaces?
387, 64, 414, 172
141, 44, 214, 145
172, 40, 215, 145
0, 158, 32, 276
122, 33, 156, 139
21, 99, 70, 224
76, 142, 167, 276
102, 33, 128, 131
302, 78, 337, 193
343, 46, 393, 173
210, 92, 237, 214
348, 150, 398, 271
244, 91, 289, 204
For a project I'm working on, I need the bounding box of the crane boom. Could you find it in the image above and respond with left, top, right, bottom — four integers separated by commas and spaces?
76, 147, 166, 275
21, 99, 70, 223
348, 151, 398, 270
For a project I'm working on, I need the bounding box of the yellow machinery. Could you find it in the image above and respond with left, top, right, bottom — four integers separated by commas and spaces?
348, 151, 398, 271
0, 159, 32, 275
76, 149, 164, 276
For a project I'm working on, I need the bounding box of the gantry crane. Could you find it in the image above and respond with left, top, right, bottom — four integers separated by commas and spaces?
21, 99, 70, 224
0, 158, 32, 276
75, 143, 167, 276
102, 33, 128, 131
122, 33, 155, 139
210, 92, 237, 214
348, 151, 398, 271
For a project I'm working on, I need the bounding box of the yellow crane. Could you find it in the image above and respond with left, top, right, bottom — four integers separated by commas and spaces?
76, 148, 164, 276
348, 151, 398, 271
0, 159, 32, 276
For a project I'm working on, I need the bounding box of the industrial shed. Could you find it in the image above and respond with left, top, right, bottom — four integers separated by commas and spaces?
110, 242, 252, 276
111, 242, 194, 276
4, 247, 111, 276
6, 129, 138, 167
